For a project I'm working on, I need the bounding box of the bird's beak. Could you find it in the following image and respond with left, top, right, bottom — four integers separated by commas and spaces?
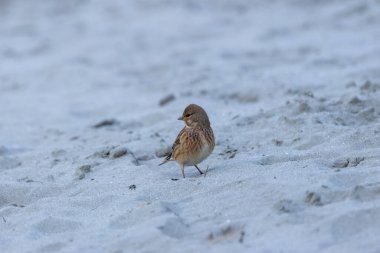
178, 116, 183, 120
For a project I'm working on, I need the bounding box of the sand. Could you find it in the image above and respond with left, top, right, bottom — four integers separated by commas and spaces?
1, 0, 380, 252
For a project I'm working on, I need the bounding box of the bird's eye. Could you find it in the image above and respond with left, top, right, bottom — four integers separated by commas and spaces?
184, 113, 191, 117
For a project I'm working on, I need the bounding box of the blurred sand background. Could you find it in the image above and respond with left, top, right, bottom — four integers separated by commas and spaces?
1, 0, 380, 252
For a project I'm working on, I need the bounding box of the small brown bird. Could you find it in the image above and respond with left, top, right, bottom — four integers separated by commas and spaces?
159, 104, 215, 178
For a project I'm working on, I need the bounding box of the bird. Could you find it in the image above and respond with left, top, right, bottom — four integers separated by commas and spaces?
159, 104, 215, 178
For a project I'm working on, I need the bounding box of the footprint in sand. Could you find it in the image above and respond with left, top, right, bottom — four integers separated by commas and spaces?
35, 242, 66, 253
158, 217, 189, 239
33, 217, 82, 234
0, 184, 31, 208
0, 157, 22, 171
207, 224, 245, 243
0, 184, 62, 209
330, 207, 380, 241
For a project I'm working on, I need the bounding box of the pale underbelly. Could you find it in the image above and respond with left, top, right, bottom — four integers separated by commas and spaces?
182, 144, 211, 166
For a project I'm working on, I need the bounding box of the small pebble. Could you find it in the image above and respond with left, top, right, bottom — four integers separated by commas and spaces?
111, 147, 128, 159
75, 164, 92, 180
305, 191, 322, 206
93, 119, 119, 128
159, 94, 175, 106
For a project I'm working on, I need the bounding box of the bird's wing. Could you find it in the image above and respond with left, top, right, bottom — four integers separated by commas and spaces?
172, 127, 186, 153
159, 127, 186, 166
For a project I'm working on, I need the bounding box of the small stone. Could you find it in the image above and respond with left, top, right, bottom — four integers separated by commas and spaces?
10, 203, 25, 208
78, 165, 91, 173
332, 158, 349, 168
93, 119, 119, 128
333, 157, 364, 168
75, 164, 92, 180
348, 157, 364, 167
159, 94, 175, 106
129, 184, 136, 190
348, 97, 363, 105
272, 139, 283, 146
99, 149, 112, 158
111, 147, 128, 159
305, 191, 322, 206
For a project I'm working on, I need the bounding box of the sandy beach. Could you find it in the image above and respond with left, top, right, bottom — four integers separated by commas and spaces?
1, 0, 380, 252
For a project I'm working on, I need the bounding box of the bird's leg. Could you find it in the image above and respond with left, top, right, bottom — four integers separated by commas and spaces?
181, 165, 185, 178
194, 164, 204, 175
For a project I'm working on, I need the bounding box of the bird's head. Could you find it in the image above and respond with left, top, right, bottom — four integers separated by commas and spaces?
178, 104, 210, 128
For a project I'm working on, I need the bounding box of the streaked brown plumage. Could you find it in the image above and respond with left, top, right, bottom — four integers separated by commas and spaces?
159, 104, 215, 178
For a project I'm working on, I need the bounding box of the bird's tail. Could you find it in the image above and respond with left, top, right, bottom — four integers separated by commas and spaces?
159, 153, 172, 166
